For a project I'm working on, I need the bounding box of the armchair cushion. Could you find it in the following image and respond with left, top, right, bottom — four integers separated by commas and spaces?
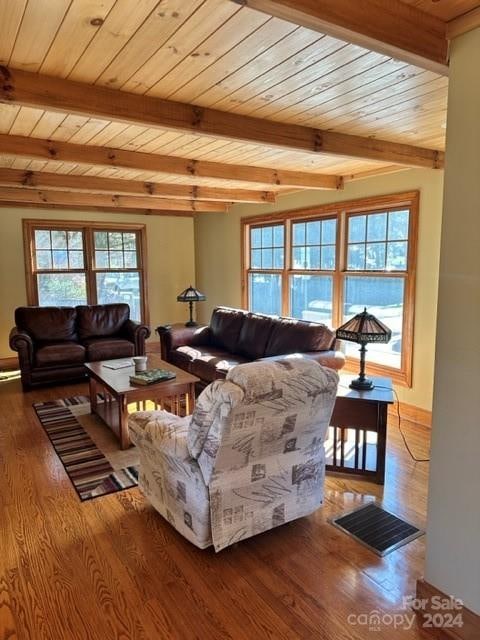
35, 341, 86, 367
15, 306, 77, 342
76, 303, 130, 340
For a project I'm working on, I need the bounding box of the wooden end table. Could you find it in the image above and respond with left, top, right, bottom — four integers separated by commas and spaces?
85, 355, 199, 450
327, 375, 394, 484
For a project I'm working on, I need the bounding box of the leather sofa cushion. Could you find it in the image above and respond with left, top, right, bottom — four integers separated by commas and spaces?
265, 318, 335, 356
77, 303, 130, 340
209, 307, 246, 353
35, 341, 85, 367
177, 346, 249, 382
237, 313, 274, 359
16, 307, 77, 342
84, 337, 134, 361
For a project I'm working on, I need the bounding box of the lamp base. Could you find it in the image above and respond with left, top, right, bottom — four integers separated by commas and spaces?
185, 320, 198, 327
349, 377, 374, 391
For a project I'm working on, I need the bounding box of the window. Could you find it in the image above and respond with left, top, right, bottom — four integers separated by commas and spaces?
242, 192, 418, 386
24, 220, 148, 323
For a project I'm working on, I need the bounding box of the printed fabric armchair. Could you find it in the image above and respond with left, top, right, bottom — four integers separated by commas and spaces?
129, 357, 339, 552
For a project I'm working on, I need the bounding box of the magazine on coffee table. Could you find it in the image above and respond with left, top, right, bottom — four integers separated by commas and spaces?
129, 368, 176, 386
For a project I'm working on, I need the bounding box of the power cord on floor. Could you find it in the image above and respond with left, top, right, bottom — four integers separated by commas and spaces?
338, 381, 430, 463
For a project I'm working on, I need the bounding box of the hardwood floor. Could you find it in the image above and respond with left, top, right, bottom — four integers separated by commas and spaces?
0, 375, 433, 640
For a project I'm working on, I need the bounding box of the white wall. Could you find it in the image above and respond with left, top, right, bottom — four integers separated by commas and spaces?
425, 28, 480, 614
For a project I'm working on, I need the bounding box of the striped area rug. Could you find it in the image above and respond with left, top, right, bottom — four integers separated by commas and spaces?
33, 395, 138, 501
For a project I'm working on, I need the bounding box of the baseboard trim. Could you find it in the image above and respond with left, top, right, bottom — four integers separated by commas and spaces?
389, 401, 432, 428
146, 341, 160, 355
416, 579, 480, 639
0, 356, 19, 370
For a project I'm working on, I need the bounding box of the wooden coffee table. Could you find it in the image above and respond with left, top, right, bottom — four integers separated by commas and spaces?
85, 355, 199, 449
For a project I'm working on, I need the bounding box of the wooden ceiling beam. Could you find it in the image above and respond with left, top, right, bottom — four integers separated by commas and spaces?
0, 67, 444, 169
0, 186, 230, 212
232, 0, 449, 75
0, 201, 194, 217
0, 134, 341, 190
0, 167, 275, 203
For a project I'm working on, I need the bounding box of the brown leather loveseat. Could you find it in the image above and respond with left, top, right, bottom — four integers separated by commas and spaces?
10, 303, 150, 389
158, 306, 344, 385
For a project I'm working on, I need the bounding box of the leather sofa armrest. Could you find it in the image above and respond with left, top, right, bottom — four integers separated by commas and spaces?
123, 320, 151, 356
9, 327, 34, 388
9, 327, 34, 363
156, 324, 211, 360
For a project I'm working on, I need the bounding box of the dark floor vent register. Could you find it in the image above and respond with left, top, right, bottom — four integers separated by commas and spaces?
331, 502, 424, 556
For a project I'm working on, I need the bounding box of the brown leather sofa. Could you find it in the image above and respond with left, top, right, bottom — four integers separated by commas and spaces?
10, 303, 151, 389
158, 306, 344, 385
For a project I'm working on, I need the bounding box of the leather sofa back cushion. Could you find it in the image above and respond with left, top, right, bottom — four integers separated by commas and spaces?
15, 306, 77, 342
237, 313, 274, 359
77, 303, 130, 340
265, 318, 335, 356
210, 307, 246, 353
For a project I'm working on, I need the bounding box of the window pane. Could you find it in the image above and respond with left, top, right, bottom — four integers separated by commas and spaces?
366, 213, 387, 241
386, 241, 407, 270
321, 245, 335, 270
343, 276, 404, 369
305, 246, 320, 269
35, 230, 51, 249
388, 210, 409, 240
365, 243, 386, 270
51, 230, 67, 249
322, 219, 336, 244
94, 231, 108, 249
68, 251, 84, 269
37, 273, 87, 306
347, 244, 365, 270
261, 249, 273, 269
292, 247, 306, 269
273, 226, 284, 247
95, 250, 109, 268
273, 248, 284, 269
36, 250, 52, 270
251, 249, 261, 269
292, 222, 305, 246
251, 228, 261, 248
52, 250, 68, 269
248, 273, 281, 315
96, 272, 141, 321
68, 231, 83, 249
124, 251, 137, 268
262, 226, 273, 247
123, 232, 137, 250
306, 221, 320, 245
109, 232, 123, 250
348, 215, 366, 242
290, 274, 333, 327
109, 251, 124, 269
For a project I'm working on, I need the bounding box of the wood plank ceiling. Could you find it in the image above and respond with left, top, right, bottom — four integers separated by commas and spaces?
0, 0, 475, 215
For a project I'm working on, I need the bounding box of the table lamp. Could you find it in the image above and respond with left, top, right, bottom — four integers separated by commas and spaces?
177, 285, 206, 327
336, 307, 392, 390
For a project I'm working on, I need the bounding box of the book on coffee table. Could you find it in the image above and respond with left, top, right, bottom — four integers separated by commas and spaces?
129, 368, 176, 386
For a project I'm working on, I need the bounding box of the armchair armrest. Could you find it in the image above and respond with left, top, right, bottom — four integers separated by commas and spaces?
156, 324, 211, 360
128, 410, 191, 460
9, 326, 34, 363
123, 319, 151, 355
